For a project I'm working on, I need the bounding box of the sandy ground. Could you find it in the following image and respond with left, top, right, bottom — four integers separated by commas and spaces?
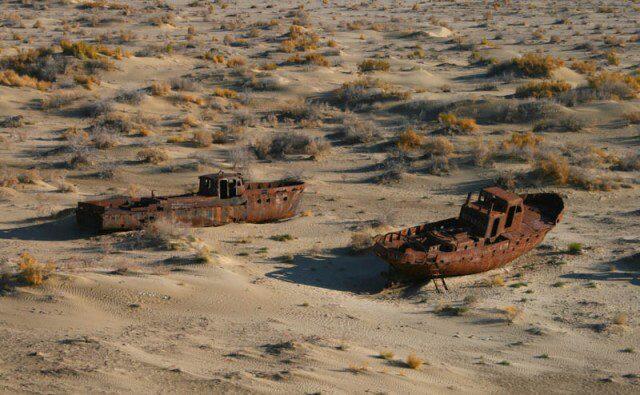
0, 0, 639, 393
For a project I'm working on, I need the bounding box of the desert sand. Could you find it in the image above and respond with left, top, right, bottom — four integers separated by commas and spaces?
0, 0, 639, 393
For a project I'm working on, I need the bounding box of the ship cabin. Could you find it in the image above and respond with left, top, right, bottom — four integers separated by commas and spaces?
459, 187, 524, 241
198, 172, 245, 199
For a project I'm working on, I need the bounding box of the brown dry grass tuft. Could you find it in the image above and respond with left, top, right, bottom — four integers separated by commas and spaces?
515, 80, 571, 98
150, 82, 171, 96
405, 354, 423, 370
358, 59, 390, 73
136, 148, 169, 164
17, 252, 55, 286
489, 53, 564, 78
438, 113, 478, 134
396, 128, 424, 151
0, 70, 50, 90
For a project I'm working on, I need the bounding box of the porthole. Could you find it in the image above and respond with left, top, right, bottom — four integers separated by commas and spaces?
283, 196, 288, 201
257, 199, 262, 204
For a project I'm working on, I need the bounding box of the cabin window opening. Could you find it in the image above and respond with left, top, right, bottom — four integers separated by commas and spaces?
490, 217, 500, 237
229, 179, 237, 198
505, 205, 516, 228
257, 198, 262, 204
219, 179, 229, 199
283, 196, 288, 201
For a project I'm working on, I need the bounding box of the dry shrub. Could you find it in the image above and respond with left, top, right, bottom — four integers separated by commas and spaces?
136, 147, 169, 164
587, 71, 640, 100
606, 50, 620, 66
358, 59, 390, 73
438, 113, 478, 134
167, 134, 188, 144
67, 150, 95, 169
469, 138, 495, 167
570, 60, 597, 75
350, 232, 374, 254
614, 153, 640, 171
397, 128, 424, 151
423, 136, 454, 157
150, 81, 171, 96
74, 74, 100, 89
0, 167, 19, 188
272, 102, 321, 125
91, 126, 120, 149
489, 53, 564, 78
17, 252, 55, 286
561, 143, 618, 169
41, 91, 84, 110
194, 244, 214, 263
530, 152, 618, 191
192, 130, 212, 147
613, 312, 629, 326
286, 52, 330, 67
346, 362, 368, 374
226, 56, 247, 68
80, 1, 130, 11
424, 155, 452, 176
338, 114, 377, 143
0, 70, 50, 90
515, 80, 571, 99
213, 87, 238, 99
17, 169, 42, 184
501, 305, 523, 323
405, 354, 423, 370
500, 131, 543, 160
143, 218, 191, 250
182, 115, 200, 128
333, 78, 410, 107
378, 152, 410, 183
176, 93, 205, 106
280, 25, 319, 53
55, 176, 78, 193
532, 153, 570, 184
147, 13, 175, 27
115, 89, 145, 105
0, 115, 23, 128
252, 133, 330, 160
533, 115, 587, 133
622, 112, 640, 125
0, 47, 67, 82
203, 51, 225, 64
60, 40, 125, 60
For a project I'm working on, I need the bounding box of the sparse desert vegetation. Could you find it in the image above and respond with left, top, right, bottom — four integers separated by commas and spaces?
0, 0, 638, 393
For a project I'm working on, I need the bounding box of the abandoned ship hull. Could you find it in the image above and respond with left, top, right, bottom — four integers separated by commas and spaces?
373, 226, 551, 278
77, 182, 305, 232
373, 192, 564, 279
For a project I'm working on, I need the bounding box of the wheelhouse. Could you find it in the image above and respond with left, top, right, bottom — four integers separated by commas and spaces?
459, 187, 524, 240
198, 172, 245, 199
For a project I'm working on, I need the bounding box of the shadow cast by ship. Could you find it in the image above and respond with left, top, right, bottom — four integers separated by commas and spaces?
561, 253, 640, 286
0, 214, 91, 241
265, 247, 388, 294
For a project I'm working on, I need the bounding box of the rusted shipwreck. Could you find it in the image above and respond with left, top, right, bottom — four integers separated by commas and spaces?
373, 187, 564, 287
76, 172, 305, 232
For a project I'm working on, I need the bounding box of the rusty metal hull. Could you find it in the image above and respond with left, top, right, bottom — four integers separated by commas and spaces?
373, 192, 564, 279
76, 180, 305, 232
